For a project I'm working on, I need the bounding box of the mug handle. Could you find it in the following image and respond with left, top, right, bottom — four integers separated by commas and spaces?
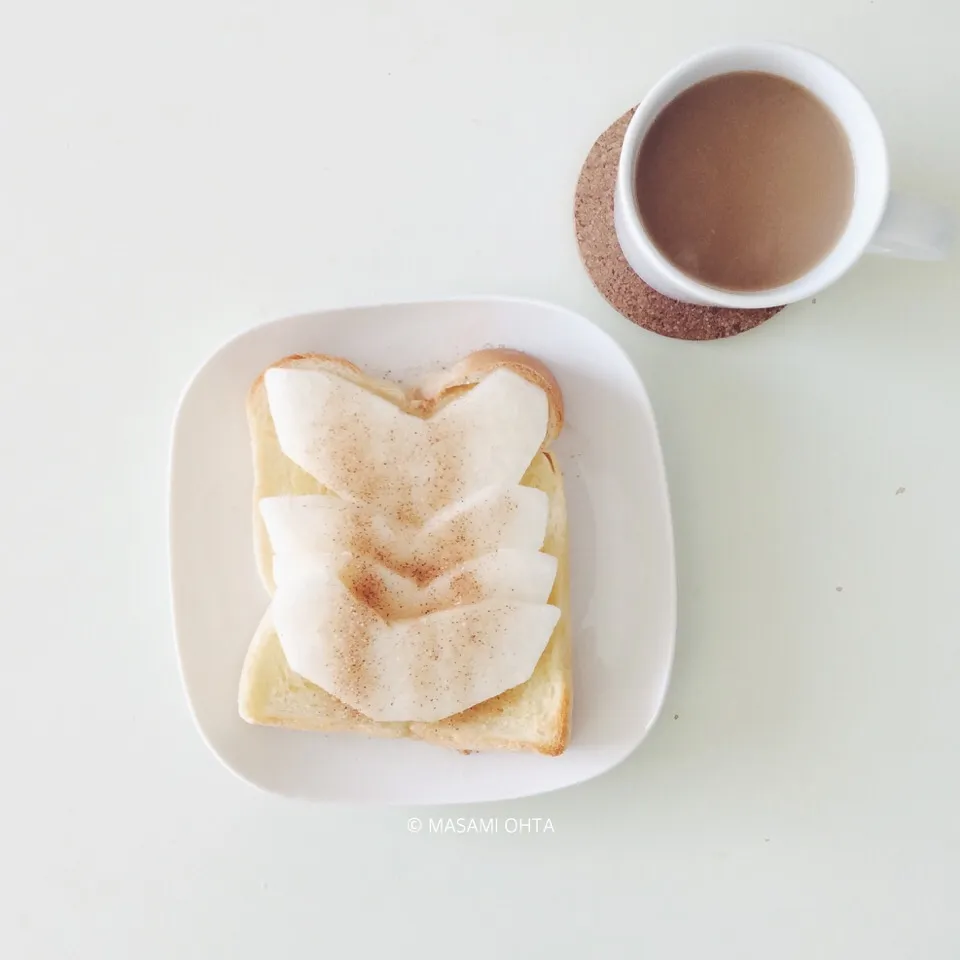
867, 193, 956, 260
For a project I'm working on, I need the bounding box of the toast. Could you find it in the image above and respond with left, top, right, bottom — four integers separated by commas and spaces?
238, 351, 571, 755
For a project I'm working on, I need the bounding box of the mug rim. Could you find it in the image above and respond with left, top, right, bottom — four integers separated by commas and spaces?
615, 41, 891, 309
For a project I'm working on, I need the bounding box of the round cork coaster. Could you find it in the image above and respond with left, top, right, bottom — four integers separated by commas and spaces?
574, 107, 784, 340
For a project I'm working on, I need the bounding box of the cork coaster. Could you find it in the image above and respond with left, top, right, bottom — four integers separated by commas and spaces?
574, 107, 785, 340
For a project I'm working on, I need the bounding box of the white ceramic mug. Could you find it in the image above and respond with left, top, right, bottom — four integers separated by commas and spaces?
613, 42, 956, 308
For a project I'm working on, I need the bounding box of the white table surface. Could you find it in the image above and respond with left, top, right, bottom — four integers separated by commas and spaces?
2, 1, 958, 956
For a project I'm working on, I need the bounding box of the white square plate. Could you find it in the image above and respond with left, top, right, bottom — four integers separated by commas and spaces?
170, 297, 676, 804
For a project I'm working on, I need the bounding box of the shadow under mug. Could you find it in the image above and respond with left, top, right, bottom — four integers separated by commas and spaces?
613, 42, 956, 309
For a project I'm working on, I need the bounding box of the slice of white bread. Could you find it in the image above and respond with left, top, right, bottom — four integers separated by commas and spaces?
238, 350, 571, 755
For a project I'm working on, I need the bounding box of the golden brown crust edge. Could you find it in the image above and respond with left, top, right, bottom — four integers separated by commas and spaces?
247, 352, 362, 397
542, 450, 571, 756
422, 348, 565, 445
447, 690, 571, 756
248, 348, 564, 444
408, 688, 570, 755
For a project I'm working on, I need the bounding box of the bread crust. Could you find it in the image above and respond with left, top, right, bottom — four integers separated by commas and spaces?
248, 348, 564, 440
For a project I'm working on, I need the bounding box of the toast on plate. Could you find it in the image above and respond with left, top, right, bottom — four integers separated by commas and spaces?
238, 350, 570, 755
